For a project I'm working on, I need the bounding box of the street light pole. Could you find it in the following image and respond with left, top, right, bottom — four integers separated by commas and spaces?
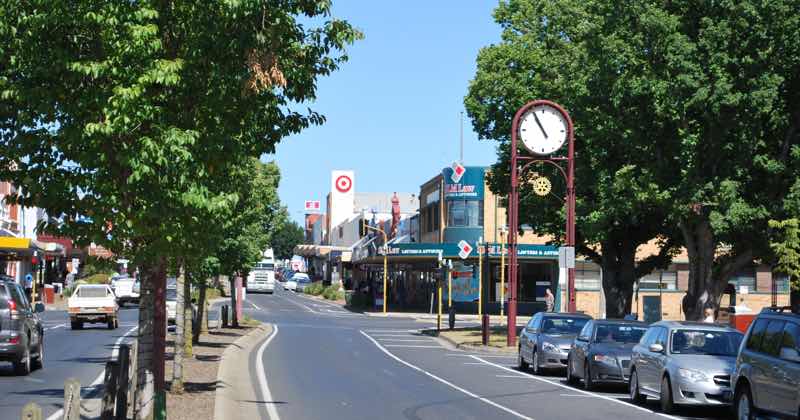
365, 225, 389, 314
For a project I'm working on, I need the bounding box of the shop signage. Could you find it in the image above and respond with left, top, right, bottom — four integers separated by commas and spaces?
451, 262, 478, 302
376, 243, 557, 259
442, 166, 485, 200
304, 200, 321, 212
335, 175, 352, 193
451, 162, 466, 183
457, 240, 472, 259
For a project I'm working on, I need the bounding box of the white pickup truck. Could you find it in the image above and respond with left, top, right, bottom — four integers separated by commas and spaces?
68, 284, 119, 330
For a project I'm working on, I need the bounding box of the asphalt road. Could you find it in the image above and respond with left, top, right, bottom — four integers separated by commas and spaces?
245, 287, 734, 420
0, 307, 139, 420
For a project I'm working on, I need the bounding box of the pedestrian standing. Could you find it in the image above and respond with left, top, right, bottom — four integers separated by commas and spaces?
545, 288, 555, 312
703, 307, 715, 323
23, 273, 33, 302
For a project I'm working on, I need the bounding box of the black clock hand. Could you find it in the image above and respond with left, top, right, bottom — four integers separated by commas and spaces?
533, 112, 548, 139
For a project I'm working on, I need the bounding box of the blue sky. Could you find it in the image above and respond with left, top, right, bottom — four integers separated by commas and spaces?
268, 2, 503, 225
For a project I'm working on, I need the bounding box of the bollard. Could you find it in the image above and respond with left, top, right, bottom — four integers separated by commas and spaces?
448, 305, 456, 330
100, 361, 119, 420
20, 402, 42, 420
221, 305, 229, 328
115, 344, 131, 420
481, 314, 490, 346
64, 378, 81, 420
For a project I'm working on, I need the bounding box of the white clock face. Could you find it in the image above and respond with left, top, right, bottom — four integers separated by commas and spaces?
518, 105, 568, 155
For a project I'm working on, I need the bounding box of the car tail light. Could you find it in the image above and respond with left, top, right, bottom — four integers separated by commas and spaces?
102, 306, 115, 313
7, 299, 19, 320
8, 335, 19, 344
68, 307, 80, 313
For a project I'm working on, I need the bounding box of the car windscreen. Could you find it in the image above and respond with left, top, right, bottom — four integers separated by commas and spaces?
257, 263, 275, 270
166, 289, 178, 301
670, 329, 743, 356
541, 317, 589, 335
78, 287, 109, 298
594, 324, 648, 344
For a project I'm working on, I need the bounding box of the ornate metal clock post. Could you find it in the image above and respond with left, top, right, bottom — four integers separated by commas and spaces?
507, 100, 576, 347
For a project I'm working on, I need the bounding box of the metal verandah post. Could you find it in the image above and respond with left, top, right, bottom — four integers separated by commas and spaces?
566, 118, 577, 313
507, 107, 521, 347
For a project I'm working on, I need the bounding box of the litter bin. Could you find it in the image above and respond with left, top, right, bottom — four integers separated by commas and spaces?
43, 285, 55, 304
727, 306, 756, 333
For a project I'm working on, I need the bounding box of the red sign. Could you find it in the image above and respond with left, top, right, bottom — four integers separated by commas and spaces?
335, 175, 352, 193
457, 240, 473, 259
304, 200, 321, 211
451, 162, 466, 183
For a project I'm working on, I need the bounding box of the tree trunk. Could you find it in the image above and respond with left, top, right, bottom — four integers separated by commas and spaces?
229, 275, 238, 327
680, 218, 717, 321
601, 241, 637, 319
170, 265, 186, 394
791, 286, 800, 314
182, 273, 192, 358
135, 258, 167, 420
193, 278, 208, 344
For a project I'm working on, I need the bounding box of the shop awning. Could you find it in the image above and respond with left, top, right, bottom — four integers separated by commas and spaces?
0, 237, 32, 250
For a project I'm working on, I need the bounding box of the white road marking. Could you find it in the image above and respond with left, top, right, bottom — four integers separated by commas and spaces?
360, 331, 535, 420
469, 356, 683, 420
281, 295, 316, 313
383, 345, 441, 348
256, 324, 281, 420
559, 394, 600, 397
46, 325, 138, 420
496, 375, 529, 378
463, 362, 489, 365
45, 324, 66, 331
249, 301, 262, 310
377, 339, 435, 343
363, 329, 415, 333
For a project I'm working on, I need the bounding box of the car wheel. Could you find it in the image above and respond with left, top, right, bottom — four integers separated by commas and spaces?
13, 339, 31, 376
518, 346, 529, 371
32, 337, 43, 370
735, 384, 755, 420
629, 369, 646, 405
531, 348, 541, 375
660, 375, 675, 414
107, 318, 115, 330
584, 361, 595, 391
566, 355, 578, 385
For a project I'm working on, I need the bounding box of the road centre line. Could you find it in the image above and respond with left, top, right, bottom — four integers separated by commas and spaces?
468, 355, 683, 420
46, 325, 138, 420
281, 295, 316, 313
256, 324, 281, 420
376, 339, 434, 343
496, 375, 529, 378
360, 331, 535, 420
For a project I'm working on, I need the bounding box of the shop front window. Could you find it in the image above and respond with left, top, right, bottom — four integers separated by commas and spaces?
639, 271, 677, 290
576, 261, 600, 290
729, 267, 756, 292
447, 200, 483, 227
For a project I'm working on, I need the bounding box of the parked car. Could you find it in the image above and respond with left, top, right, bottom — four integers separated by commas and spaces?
0, 276, 44, 375
294, 273, 312, 293
518, 312, 592, 374
110, 276, 139, 306
732, 306, 800, 420
567, 319, 648, 390
68, 284, 119, 330
285, 273, 306, 292
629, 321, 744, 414
166, 287, 178, 325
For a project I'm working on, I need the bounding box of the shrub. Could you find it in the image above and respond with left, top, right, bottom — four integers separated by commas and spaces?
322, 285, 344, 301
346, 291, 371, 308
82, 273, 111, 284
304, 282, 324, 296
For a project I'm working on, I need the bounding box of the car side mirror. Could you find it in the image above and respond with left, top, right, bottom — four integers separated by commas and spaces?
780, 347, 800, 363
34, 303, 45, 313
648, 343, 664, 353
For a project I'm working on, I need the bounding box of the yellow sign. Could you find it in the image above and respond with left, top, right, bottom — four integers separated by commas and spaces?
0, 237, 31, 250
532, 177, 552, 196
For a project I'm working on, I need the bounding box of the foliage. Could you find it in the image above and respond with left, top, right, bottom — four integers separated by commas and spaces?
272, 215, 305, 260
322, 285, 343, 300
770, 219, 800, 292
81, 273, 112, 285
467, 0, 800, 319
304, 281, 325, 296
78, 257, 118, 279
0, 0, 360, 413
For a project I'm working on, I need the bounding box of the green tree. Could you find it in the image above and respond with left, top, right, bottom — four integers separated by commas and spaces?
1, 1, 360, 417
465, 0, 679, 318
272, 215, 305, 260
770, 219, 800, 311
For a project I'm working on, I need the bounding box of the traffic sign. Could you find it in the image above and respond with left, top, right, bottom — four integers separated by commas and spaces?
335, 175, 352, 193
451, 162, 466, 183
558, 246, 575, 268
457, 240, 473, 259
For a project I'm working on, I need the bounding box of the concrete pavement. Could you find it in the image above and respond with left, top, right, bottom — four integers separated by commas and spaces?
241, 287, 732, 420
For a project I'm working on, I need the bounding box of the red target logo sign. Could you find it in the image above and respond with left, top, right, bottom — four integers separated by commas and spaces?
335, 175, 352, 193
